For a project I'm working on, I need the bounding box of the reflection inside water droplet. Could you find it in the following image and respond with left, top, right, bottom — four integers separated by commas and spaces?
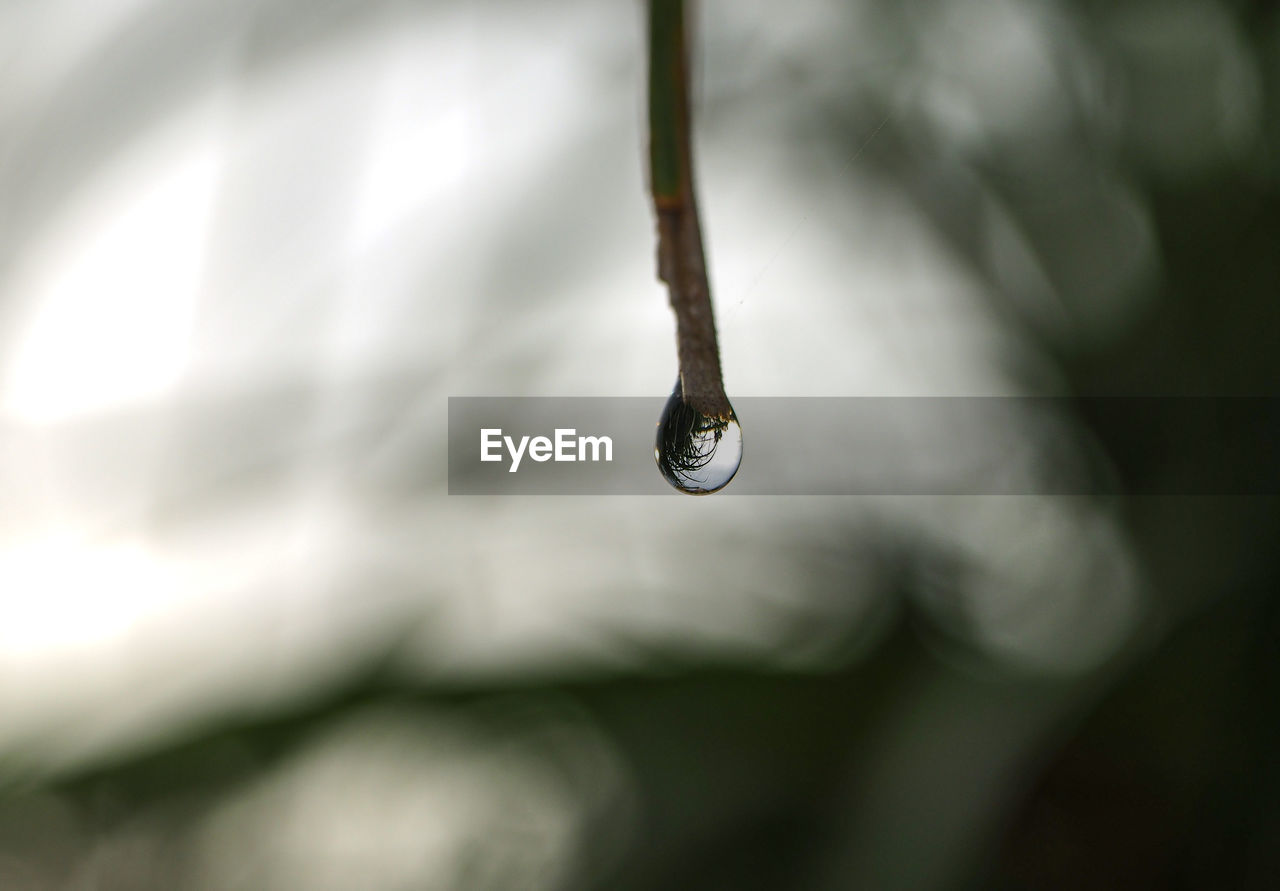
654, 379, 742, 494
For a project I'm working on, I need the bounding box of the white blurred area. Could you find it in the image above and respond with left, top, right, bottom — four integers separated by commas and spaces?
0, 0, 1156, 884
186, 705, 633, 891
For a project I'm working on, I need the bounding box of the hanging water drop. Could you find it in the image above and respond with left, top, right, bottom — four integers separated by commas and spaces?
655, 379, 742, 494
645, 3, 739, 495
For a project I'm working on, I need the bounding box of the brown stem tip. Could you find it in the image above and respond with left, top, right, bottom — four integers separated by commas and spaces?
647, 0, 732, 420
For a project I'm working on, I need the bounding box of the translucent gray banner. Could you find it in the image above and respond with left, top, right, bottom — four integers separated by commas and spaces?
447, 397, 1280, 495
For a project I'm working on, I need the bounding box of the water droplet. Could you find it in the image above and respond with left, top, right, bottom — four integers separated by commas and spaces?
654, 379, 742, 494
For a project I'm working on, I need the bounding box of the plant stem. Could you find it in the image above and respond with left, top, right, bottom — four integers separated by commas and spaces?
648, 0, 732, 419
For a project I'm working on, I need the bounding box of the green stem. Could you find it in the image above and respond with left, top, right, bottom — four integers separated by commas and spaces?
648, 0, 687, 205
647, 0, 731, 419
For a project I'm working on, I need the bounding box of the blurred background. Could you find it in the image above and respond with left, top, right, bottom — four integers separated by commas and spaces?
1, 0, 1278, 887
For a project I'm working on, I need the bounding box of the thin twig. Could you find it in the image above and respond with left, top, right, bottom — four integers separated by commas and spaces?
648, 0, 731, 419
